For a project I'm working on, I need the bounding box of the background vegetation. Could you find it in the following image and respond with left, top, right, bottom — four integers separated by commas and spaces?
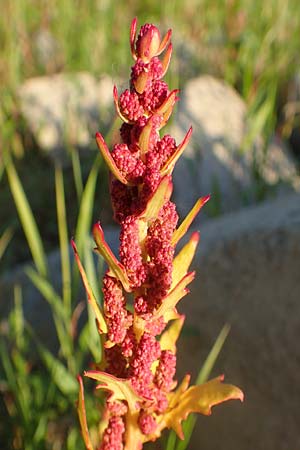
0, 0, 299, 448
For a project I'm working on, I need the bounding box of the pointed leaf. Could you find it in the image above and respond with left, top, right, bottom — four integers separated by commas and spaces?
5, 152, 47, 276
138, 116, 154, 158
161, 43, 173, 78
95, 132, 129, 184
139, 176, 172, 222
0, 227, 13, 260
168, 374, 191, 410
71, 240, 107, 334
172, 196, 210, 246
77, 376, 95, 450
84, 371, 142, 411
160, 315, 185, 353
171, 232, 199, 289
93, 222, 132, 292
113, 86, 131, 123
161, 127, 192, 176
164, 376, 244, 439
157, 29, 172, 55
156, 89, 179, 116
130, 17, 138, 60
154, 272, 195, 320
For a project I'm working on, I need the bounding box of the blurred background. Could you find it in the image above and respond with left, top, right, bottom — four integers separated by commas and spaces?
0, 1, 300, 449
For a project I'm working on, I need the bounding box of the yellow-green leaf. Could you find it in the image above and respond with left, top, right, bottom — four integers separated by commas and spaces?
84, 371, 142, 411
77, 376, 95, 450
95, 132, 128, 184
164, 375, 244, 439
139, 175, 172, 222
171, 232, 199, 289
154, 272, 195, 320
71, 240, 107, 334
160, 315, 185, 353
161, 127, 192, 176
93, 222, 132, 292
172, 196, 210, 246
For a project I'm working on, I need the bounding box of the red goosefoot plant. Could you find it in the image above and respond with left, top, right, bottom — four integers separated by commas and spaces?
72, 18, 243, 450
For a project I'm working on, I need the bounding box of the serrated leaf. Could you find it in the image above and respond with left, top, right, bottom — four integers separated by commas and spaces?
171, 232, 199, 290
84, 371, 142, 411
93, 222, 132, 292
77, 376, 94, 450
164, 376, 244, 439
160, 315, 185, 353
71, 240, 107, 334
172, 196, 210, 246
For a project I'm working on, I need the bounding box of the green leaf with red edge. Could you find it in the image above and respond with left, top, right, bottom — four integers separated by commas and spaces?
172, 196, 210, 246
171, 232, 199, 290
138, 175, 172, 222
161, 127, 193, 176
84, 370, 142, 411
71, 240, 107, 334
95, 132, 129, 184
154, 272, 195, 321
77, 376, 95, 450
163, 375, 244, 439
160, 315, 185, 353
92, 222, 132, 292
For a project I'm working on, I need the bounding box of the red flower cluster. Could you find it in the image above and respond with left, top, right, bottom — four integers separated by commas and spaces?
74, 18, 243, 450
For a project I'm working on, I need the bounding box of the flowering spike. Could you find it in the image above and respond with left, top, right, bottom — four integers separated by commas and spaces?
172, 195, 210, 246
161, 126, 193, 176
76, 18, 243, 450
161, 42, 173, 78
130, 17, 138, 60
71, 240, 107, 334
92, 222, 132, 292
95, 132, 129, 185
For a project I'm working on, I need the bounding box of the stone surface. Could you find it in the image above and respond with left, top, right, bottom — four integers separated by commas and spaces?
176, 192, 300, 450
18, 72, 115, 163
171, 75, 300, 219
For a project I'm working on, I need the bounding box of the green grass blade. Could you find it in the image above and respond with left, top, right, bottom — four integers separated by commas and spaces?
0, 227, 13, 260
70, 147, 83, 203
4, 152, 47, 276
55, 165, 71, 312
74, 156, 100, 257
39, 344, 78, 396
26, 267, 68, 322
